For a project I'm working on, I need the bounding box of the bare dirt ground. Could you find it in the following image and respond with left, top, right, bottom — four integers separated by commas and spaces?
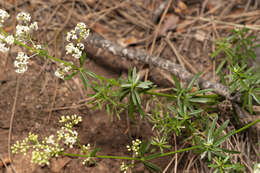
0, 0, 259, 172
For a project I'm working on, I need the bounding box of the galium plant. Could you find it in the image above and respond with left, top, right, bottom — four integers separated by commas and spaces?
0, 9, 259, 172
212, 28, 260, 113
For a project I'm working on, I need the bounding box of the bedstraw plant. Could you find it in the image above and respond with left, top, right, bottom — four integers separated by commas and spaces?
0, 9, 259, 172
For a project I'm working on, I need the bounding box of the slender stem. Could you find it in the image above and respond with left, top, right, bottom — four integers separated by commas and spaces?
14, 40, 78, 68
145, 90, 176, 99
145, 146, 201, 160
62, 152, 142, 161
0, 27, 78, 69
231, 118, 260, 135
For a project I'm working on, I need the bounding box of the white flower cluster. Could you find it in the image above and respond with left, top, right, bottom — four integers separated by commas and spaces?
0, 9, 14, 53
55, 62, 72, 79
57, 115, 82, 148
65, 42, 84, 59
126, 139, 142, 156
66, 23, 89, 42
254, 163, 260, 173
59, 114, 82, 128
11, 114, 82, 166
0, 34, 14, 52
65, 22, 89, 59
14, 52, 30, 73
120, 162, 134, 173
81, 144, 92, 165
15, 12, 38, 42
0, 9, 9, 26
16, 12, 31, 23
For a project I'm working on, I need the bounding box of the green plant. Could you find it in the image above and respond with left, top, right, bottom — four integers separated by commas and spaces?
212, 28, 260, 113
0, 9, 259, 173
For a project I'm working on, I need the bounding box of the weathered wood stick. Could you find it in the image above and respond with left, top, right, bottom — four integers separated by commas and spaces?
84, 33, 239, 102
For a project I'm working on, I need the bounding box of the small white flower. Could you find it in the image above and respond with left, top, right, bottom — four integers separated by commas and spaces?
55, 63, 72, 79
30, 22, 38, 31
14, 52, 30, 73
72, 47, 82, 59
77, 43, 84, 50
46, 135, 55, 145
16, 12, 31, 23
34, 44, 42, 49
65, 43, 75, 54
254, 163, 260, 173
0, 9, 9, 25
16, 25, 30, 41
75, 22, 89, 39
66, 30, 77, 42
0, 42, 9, 52
5, 35, 14, 45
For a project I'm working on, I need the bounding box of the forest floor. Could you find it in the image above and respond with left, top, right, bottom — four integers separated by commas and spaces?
0, 0, 259, 172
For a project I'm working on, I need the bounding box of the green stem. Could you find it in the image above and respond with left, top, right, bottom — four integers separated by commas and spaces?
231, 118, 260, 135
145, 90, 176, 99
14, 40, 78, 69
0, 27, 78, 69
62, 152, 142, 161
145, 145, 201, 160
62, 119, 260, 162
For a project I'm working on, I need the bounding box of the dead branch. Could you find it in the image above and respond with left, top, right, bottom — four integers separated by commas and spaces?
84, 33, 240, 102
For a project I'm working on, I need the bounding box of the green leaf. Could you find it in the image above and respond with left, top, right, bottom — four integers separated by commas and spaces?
189, 97, 215, 103
121, 84, 132, 88
143, 161, 161, 172
211, 47, 223, 58
139, 141, 150, 156
90, 148, 100, 157
214, 130, 234, 147
213, 120, 229, 139
80, 51, 86, 67
218, 71, 227, 85
144, 153, 162, 160
190, 88, 214, 96
64, 71, 79, 80
207, 115, 218, 141
80, 71, 89, 90
172, 74, 181, 90
134, 90, 141, 105
187, 72, 202, 91
132, 67, 137, 81
221, 148, 240, 154
216, 59, 227, 74
131, 92, 137, 105
251, 92, 260, 104
129, 100, 134, 119
85, 71, 97, 79
248, 94, 253, 114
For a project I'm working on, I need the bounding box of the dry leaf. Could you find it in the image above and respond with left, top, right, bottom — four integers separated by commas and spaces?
194, 30, 207, 42
174, 1, 189, 14
92, 23, 110, 35
117, 37, 138, 47
0, 156, 11, 168
176, 20, 193, 33
159, 14, 179, 36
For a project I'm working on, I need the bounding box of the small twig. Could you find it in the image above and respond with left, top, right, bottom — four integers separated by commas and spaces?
152, 0, 170, 23
150, 0, 172, 54
8, 76, 20, 173
164, 37, 185, 68
0, 153, 9, 168
47, 78, 58, 123
193, 16, 260, 30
